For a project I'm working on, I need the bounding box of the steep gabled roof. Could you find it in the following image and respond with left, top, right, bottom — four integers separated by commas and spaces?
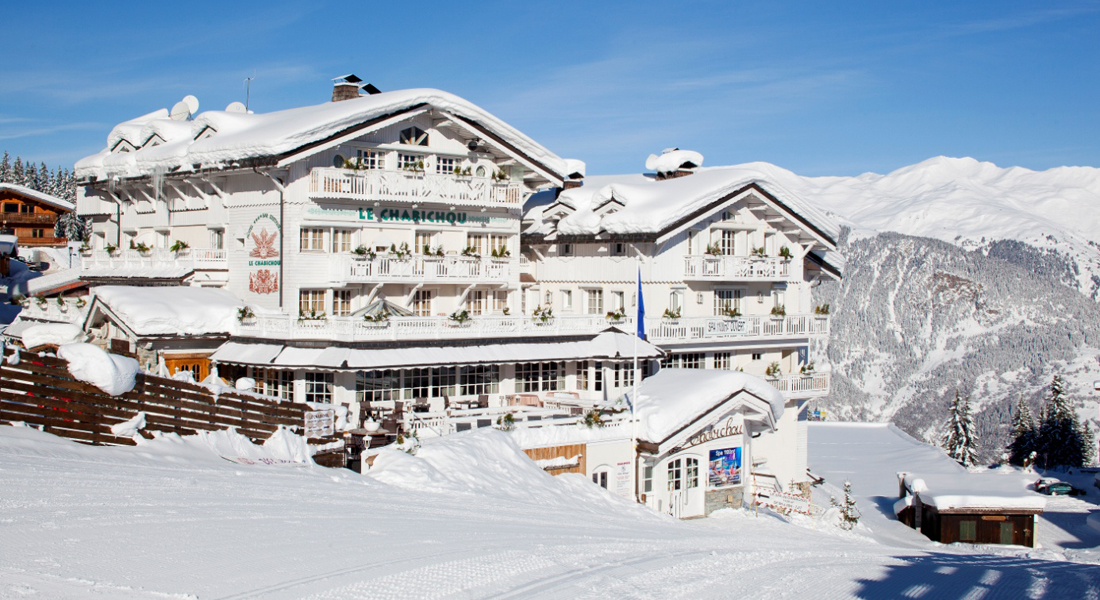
76, 89, 570, 184
0, 183, 74, 212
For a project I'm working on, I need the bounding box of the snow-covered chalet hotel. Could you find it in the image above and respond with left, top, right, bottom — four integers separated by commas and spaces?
58, 76, 842, 512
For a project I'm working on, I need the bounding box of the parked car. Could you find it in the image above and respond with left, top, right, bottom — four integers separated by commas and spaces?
1038, 481, 1084, 496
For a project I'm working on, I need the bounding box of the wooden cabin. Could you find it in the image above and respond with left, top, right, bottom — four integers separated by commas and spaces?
0, 183, 73, 248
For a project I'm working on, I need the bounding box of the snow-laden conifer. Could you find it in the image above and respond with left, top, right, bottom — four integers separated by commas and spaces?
1037, 375, 1088, 469
942, 391, 979, 467
1007, 397, 1038, 467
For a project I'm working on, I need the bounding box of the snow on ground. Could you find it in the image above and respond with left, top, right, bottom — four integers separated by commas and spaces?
2, 423, 1100, 599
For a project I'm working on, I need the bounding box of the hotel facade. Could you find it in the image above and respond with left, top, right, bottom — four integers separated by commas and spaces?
39, 77, 843, 514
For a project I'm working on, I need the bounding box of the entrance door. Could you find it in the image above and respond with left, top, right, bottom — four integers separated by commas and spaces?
667, 457, 704, 518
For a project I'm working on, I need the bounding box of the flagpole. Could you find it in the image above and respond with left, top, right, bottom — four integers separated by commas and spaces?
632, 257, 641, 502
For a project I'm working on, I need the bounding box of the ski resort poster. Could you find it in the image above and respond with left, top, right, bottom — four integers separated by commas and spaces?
708, 447, 742, 488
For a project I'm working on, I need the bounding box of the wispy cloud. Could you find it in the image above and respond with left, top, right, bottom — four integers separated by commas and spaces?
0, 122, 104, 141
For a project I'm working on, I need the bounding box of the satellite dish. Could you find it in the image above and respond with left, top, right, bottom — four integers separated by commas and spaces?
182, 95, 200, 114
225, 101, 246, 113
170, 101, 191, 121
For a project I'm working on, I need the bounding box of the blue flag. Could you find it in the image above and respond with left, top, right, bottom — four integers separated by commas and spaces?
636, 267, 646, 340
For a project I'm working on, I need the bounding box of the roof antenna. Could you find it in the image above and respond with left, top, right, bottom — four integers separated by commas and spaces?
244, 71, 256, 112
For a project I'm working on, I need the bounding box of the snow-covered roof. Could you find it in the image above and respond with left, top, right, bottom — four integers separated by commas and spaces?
0, 183, 74, 212
525, 165, 841, 248
89, 285, 243, 336
634, 368, 785, 444
20, 323, 85, 349
901, 471, 1046, 512
211, 330, 663, 369
76, 89, 570, 182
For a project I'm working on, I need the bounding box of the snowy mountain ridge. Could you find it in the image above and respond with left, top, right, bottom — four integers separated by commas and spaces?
745, 156, 1100, 297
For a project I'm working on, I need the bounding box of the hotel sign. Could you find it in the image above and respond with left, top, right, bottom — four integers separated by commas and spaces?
307, 205, 506, 225
684, 418, 743, 449
705, 318, 749, 336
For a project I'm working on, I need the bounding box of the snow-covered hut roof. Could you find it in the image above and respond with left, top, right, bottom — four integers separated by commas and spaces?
900, 471, 1046, 512
0, 183, 75, 212
76, 89, 570, 183
634, 369, 785, 447
86, 285, 243, 337
524, 164, 841, 252
212, 330, 663, 370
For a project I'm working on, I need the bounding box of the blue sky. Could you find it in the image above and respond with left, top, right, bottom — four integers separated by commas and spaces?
1, 1, 1097, 176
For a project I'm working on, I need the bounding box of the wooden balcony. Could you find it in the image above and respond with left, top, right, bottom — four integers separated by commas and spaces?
0, 213, 58, 226
332, 255, 514, 284
235, 312, 829, 344
683, 255, 791, 280
309, 167, 525, 207
81, 249, 228, 271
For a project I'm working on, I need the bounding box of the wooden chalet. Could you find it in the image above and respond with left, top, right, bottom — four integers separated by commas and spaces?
0, 183, 73, 248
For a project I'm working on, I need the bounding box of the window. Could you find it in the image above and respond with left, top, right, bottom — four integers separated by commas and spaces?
413, 289, 433, 317
299, 290, 325, 316
21, 204, 32, 213
720, 230, 735, 255
333, 290, 352, 317
492, 291, 508, 313
416, 231, 436, 255
594, 361, 603, 392
669, 290, 683, 313
668, 353, 704, 369
614, 363, 634, 388
304, 372, 334, 404
431, 366, 457, 397
773, 289, 785, 311
686, 458, 699, 488
959, 520, 977, 542
714, 352, 731, 370
752, 352, 763, 361
459, 365, 500, 395
399, 126, 429, 146
562, 290, 573, 310
559, 243, 573, 257
32, 229, 44, 238
668, 459, 683, 491
404, 368, 430, 399
355, 149, 386, 169
593, 471, 608, 489
515, 362, 562, 393
357, 370, 400, 404
300, 228, 324, 252
466, 233, 507, 257
715, 289, 741, 316
586, 289, 604, 315
468, 290, 485, 316
612, 291, 625, 312
209, 229, 224, 250
611, 242, 626, 256
643, 466, 653, 493
250, 368, 292, 400
436, 156, 456, 174
332, 229, 352, 253
577, 360, 589, 391
398, 153, 422, 170
3, 204, 16, 213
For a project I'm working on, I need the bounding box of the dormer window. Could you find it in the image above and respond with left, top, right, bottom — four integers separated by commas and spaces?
142, 134, 165, 148
194, 126, 217, 141
399, 126, 429, 146
111, 139, 136, 153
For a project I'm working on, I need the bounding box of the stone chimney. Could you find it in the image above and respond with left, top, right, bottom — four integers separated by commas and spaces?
332, 74, 363, 102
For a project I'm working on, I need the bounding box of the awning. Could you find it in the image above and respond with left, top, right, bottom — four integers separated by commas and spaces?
210, 330, 664, 370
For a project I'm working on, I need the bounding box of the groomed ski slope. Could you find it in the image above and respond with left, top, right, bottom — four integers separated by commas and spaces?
1, 423, 1098, 599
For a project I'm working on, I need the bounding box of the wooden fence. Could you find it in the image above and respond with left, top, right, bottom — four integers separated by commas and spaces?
0, 348, 344, 467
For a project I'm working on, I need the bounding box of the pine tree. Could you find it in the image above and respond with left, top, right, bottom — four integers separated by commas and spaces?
24, 162, 38, 191
0, 152, 10, 183
38, 162, 49, 193
942, 391, 979, 467
1037, 375, 1088, 469
12, 157, 24, 187
830, 481, 860, 530
1007, 397, 1038, 466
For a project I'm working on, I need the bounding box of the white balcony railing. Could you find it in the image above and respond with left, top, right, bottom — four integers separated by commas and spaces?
309, 168, 525, 206
235, 313, 828, 344
767, 372, 830, 397
683, 255, 790, 280
333, 255, 514, 284
81, 249, 228, 271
